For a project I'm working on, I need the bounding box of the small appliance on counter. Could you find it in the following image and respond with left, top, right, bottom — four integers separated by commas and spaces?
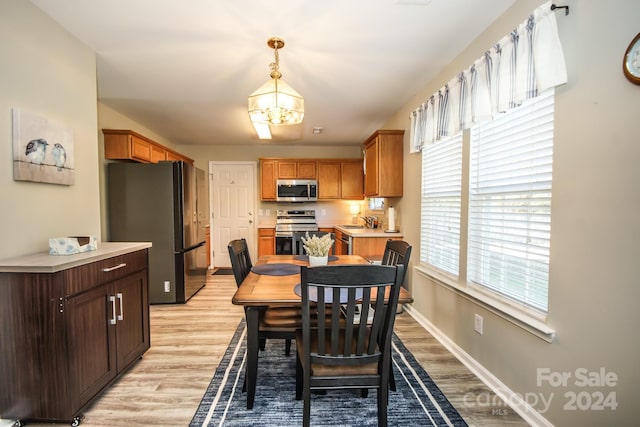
385, 206, 398, 232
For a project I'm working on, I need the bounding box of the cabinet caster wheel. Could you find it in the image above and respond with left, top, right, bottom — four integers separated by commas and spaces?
71, 415, 84, 426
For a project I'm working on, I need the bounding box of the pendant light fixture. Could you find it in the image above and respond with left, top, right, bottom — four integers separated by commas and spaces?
248, 37, 304, 129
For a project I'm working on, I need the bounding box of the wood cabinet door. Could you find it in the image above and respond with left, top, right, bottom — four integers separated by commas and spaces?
150, 144, 166, 163
114, 270, 150, 370
260, 160, 277, 200
364, 139, 379, 196
296, 161, 317, 178
341, 160, 364, 199
130, 135, 152, 162
66, 284, 117, 409
277, 161, 297, 178
318, 162, 340, 199
258, 228, 275, 257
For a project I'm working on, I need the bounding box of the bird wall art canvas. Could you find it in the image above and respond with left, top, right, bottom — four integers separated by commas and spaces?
12, 108, 75, 185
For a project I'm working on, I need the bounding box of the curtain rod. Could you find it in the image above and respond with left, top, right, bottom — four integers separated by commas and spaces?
550, 4, 569, 16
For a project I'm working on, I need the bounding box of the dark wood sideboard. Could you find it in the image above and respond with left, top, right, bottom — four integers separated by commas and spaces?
0, 243, 151, 425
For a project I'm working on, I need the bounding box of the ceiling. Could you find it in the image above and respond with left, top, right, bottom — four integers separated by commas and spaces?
30, 0, 515, 146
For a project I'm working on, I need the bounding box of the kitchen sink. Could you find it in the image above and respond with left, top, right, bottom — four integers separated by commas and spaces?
340, 224, 365, 229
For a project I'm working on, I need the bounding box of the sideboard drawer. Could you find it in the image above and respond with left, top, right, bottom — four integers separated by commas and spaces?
97, 250, 147, 285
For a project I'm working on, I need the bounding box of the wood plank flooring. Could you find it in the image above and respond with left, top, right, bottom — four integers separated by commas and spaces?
21, 273, 529, 426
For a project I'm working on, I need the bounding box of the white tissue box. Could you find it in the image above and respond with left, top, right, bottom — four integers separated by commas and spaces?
49, 236, 98, 255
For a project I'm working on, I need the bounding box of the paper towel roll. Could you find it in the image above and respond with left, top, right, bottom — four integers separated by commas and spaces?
387, 207, 396, 231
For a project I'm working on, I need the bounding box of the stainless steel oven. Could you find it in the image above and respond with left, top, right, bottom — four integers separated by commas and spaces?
275, 209, 318, 255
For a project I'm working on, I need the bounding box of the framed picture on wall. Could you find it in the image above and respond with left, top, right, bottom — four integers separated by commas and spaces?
12, 108, 75, 185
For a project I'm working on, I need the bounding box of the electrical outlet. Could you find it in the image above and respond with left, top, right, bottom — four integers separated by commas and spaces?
321, 209, 326, 216
266, 209, 271, 216
474, 314, 483, 335
164, 281, 171, 292
259, 209, 264, 216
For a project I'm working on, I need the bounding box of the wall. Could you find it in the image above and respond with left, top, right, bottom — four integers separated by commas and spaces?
0, 0, 100, 259
383, 0, 640, 425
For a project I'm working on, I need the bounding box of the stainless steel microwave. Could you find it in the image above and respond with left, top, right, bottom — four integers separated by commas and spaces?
276, 179, 318, 202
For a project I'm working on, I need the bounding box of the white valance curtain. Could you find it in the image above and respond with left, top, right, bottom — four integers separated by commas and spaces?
409, 1, 567, 153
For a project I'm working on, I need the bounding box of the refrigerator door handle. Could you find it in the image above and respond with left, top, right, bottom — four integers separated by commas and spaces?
180, 241, 206, 253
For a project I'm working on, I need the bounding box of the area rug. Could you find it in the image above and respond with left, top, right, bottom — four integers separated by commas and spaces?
190, 321, 467, 427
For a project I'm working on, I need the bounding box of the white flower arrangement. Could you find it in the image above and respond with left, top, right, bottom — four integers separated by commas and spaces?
301, 232, 334, 257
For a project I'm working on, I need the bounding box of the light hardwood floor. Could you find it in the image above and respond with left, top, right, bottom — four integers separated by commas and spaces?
22, 273, 529, 427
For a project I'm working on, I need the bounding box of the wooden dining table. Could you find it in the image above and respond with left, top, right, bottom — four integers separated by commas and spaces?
231, 254, 413, 409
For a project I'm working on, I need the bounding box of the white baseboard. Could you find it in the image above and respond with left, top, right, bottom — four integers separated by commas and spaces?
402, 304, 554, 427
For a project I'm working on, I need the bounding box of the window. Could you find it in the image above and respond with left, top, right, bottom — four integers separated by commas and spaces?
421, 134, 462, 276
421, 89, 554, 313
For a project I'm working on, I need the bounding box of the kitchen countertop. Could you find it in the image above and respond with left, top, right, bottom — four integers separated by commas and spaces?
0, 241, 152, 273
333, 225, 403, 238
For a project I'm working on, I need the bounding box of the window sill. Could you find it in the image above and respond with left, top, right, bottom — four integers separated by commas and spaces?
415, 266, 556, 343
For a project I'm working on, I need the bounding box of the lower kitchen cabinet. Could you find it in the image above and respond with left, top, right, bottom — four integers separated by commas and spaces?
0, 245, 150, 425
351, 236, 402, 258
258, 228, 275, 256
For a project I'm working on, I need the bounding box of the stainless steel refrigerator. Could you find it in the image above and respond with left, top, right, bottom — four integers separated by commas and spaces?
108, 161, 208, 304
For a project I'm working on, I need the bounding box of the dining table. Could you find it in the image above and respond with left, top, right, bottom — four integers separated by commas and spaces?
231, 254, 413, 409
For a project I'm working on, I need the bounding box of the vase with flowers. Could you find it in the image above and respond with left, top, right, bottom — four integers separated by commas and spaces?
301, 232, 334, 266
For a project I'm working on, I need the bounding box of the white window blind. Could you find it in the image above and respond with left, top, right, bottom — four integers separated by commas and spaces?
421, 134, 462, 276
468, 89, 554, 312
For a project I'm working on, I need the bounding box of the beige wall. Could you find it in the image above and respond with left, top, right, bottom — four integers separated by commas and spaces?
0, 0, 100, 259
384, 0, 640, 425
3, 0, 639, 424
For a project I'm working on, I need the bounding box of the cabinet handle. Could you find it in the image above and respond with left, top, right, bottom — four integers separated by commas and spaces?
109, 295, 117, 325
116, 292, 124, 321
102, 263, 127, 272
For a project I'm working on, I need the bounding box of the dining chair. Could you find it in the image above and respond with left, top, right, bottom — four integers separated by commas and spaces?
227, 239, 297, 356
381, 239, 411, 392
382, 239, 412, 287
292, 231, 336, 255
295, 264, 404, 427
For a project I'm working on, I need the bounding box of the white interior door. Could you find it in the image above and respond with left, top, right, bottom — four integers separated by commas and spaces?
209, 161, 257, 268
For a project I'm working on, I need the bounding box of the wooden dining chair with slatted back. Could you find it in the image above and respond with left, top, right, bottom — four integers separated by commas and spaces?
292, 231, 336, 255
381, 239, 412, 392
295, 264, 404, 427
227, 239, 298, 357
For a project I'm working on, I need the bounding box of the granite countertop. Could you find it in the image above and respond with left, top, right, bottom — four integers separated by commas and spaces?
0, 241, 152, 273
333, 225, 403, 238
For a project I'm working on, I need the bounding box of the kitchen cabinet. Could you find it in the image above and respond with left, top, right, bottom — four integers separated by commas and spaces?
0, 245, 150, 425
352, 236, 402, 258
258, 228, 275, 257
259, 159, 278, 201
277, 160, 316, 179
363, 130, 404, 197
333, 229, 347, 255
317, 160, 364, 200
260, 158, 363, 201
103, 129, 193, 165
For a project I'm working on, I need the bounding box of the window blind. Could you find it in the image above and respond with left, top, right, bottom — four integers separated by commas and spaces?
421, 134, 462, 276
468, 89, 554, 312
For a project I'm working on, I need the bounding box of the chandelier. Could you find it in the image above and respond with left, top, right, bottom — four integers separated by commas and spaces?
248, 37, 304, 128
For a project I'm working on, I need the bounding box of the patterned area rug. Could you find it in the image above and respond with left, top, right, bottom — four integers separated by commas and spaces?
190, 321, 467, 427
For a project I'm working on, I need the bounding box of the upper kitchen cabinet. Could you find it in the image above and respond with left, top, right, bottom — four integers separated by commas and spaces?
260, 159, 278, 201
317, 160, 364, 200
277, 160, 317, 179
103, 129, 194, 164
363, 129, 404, 197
